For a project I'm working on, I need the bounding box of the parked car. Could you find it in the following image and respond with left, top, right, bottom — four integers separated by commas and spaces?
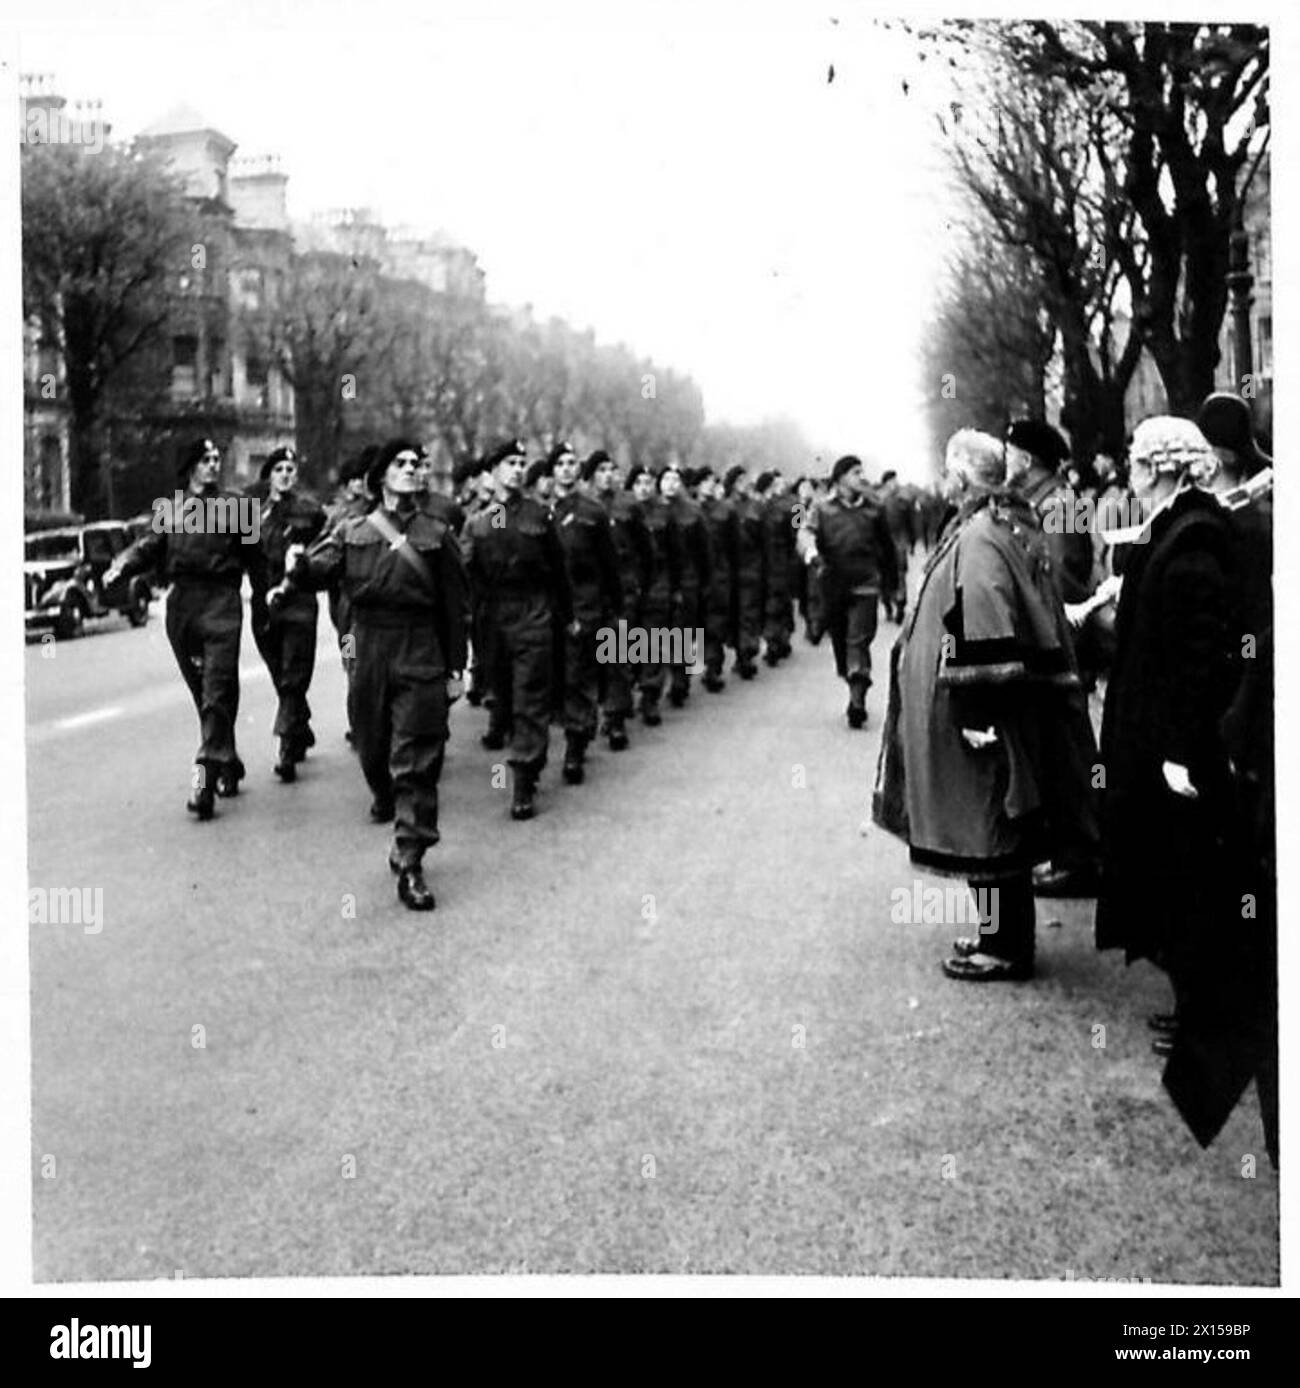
25, 521, 153, 640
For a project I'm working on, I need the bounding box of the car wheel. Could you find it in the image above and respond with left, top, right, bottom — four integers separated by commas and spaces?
127, 581, 150, 627
56, 598, 86, 641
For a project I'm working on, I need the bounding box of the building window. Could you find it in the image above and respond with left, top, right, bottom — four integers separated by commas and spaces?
245, 355, 269, 408
172, 335, 198, 397
235, 268, 263, 311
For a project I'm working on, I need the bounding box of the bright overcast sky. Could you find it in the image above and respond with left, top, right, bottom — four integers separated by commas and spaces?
10, 0, 961, 477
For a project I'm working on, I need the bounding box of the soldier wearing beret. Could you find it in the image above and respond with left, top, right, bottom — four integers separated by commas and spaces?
697, 467, 738, 692
802, 454, 897, 728
660, 462, 710, 706
758, 470, 797, 664
550, 441, 623, 782
462, 439, 572, 819
725, 465, 766, 679
588, 449, 651, 748
247, 445, 327, 780
627, 462, 681, 724
277, 438, 469, 910
104, 437, 252, 818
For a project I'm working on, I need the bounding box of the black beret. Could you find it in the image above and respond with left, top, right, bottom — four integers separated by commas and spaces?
524, 458, 550, 489
1006, 419, 1069, 467
367, 437, 421, 495
483, 438, 528, 471
625, 463, 649, 490
723, 464, 746, 493
880, 469, 897, 485
754, 470, 776, 494
830, 455, 863, 484
582, 449, 612, 481
546, 440, 576, 468
260, 444, 299, 481
177, 436, 217, 479
694, 465, 716, 483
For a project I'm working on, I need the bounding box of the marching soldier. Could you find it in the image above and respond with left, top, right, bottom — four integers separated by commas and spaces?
549, 441, 623, 783
462, 438, 572, 820
275, 438, 469, 911
103, 437, 252, 819
698, 466, 737, 692
324, 446, 376, 747
627, 463, 680, 725
759, 471, 797, 663
802, 454, 898, 728
724, 465, 765, 679
588, 449, 650, 749
661, 462, 710, 706
248, 445, 327, 781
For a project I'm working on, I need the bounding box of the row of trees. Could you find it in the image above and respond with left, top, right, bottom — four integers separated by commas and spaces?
907, 19, 1269, 468
22, 138, 818, 516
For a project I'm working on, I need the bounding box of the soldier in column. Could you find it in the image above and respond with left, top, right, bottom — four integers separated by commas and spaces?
759, 470, 797, 664
103, 437, 252, 818
459, 455, 498, 708
462, 438, 572, 820
588, 449, 650, 749
628, 462, 680, 725
876, 470, 915, 624
247, 445, 327, 781
802, 454, 898, 729
322, 445, 377, 747
549, 441, 623, 783
275, 439, 468, 911
697, 466, 737, 692
661, 461, 711, 706
724, 465, 765, 679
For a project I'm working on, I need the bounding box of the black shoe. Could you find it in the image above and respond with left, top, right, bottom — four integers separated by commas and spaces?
510, 765, 537, 821
941, 954, 1033, 982
214, 762, 243, 798
846, 705, 867, 729
274, 757, 297, 782
562, 733, 586, 785
703, 673, 726, 693
641, 702, 662, 727
1032, 863, 1101, 898
186, 784, 215, 821
669, 687, 687, 708
763, 649, 779, 667
397, 866, 436, 911
952, 936, 986, 958
369, 796, 395, 823
1151, 1032, 1176, 1057
608, 725, 629, 751
735, 661, 756, 680
480, 729, 507, 751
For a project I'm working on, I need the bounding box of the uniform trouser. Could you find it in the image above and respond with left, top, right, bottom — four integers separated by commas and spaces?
253, 593, 318, 744
563, 623, 603, 740
351, 616, 449, 868
670, 590, 702, 696
703, 585, 732, 677
734, 575, 763, 662
890, 541, 910, 615
763, 577, 794, 649
637, 597, 673, 704
484, 598, 553, 769
966, 869, 1036, 967
166, 581, 242, 775
827, 592, 878, 699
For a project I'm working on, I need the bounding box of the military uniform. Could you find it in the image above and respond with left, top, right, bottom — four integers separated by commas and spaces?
553, 488, 623, 775
249, 486, 327, 763
594, 487, 650, 740
667, 489, 711, 702
462, 492, 571, 796
291, 502, 468, 871
635, 492, 682, 719
806, 490, 898, 717
761, 489, 798, 661
731, 494, 766, 677
701, 491, 738, 688
113, 482, 252, 800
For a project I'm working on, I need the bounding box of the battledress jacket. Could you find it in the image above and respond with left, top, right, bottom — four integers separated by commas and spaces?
872, 489, 1099, 877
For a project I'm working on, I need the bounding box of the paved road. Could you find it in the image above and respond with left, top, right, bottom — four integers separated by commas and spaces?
28, 597, 1278, 1281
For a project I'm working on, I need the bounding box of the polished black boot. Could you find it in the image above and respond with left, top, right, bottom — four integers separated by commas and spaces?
607, 716, 629, 751
562, 731, 587, 784
186, 778, 215, 821
274, 737, 297, 782
396, 863, 436, 911
510, 762, 537, 820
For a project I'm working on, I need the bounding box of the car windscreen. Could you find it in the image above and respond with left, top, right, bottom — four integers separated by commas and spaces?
26, 534, 80, 563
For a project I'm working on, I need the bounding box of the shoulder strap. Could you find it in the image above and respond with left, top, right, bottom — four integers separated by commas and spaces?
366, 509, 437, 592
